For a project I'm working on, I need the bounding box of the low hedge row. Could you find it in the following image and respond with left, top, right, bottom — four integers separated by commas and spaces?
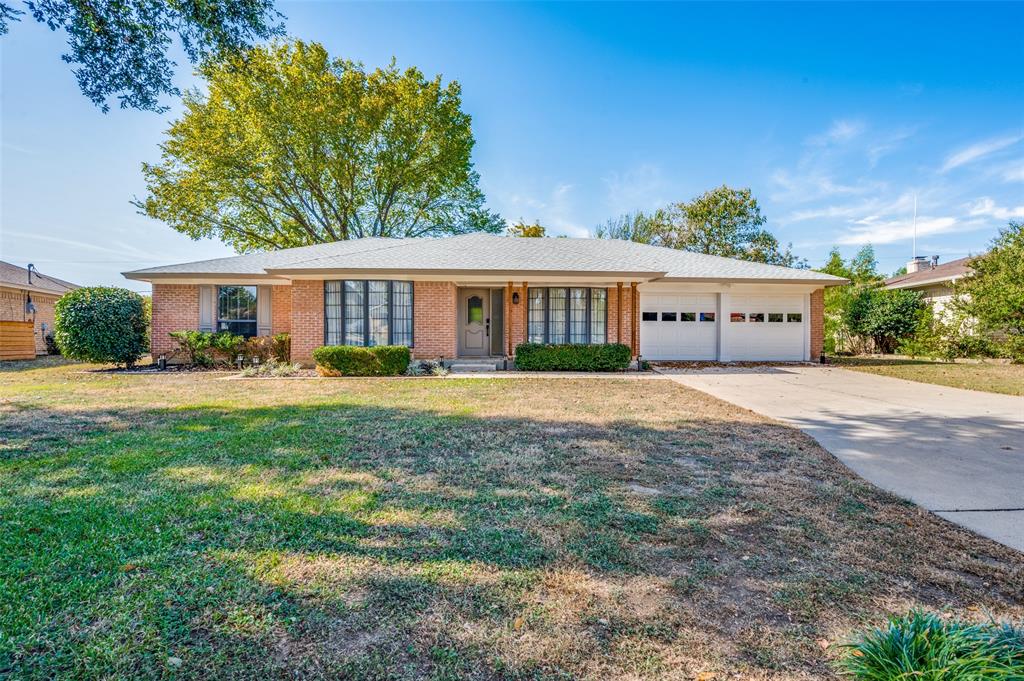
514, 342, 632, 371
313, 345, 411, 376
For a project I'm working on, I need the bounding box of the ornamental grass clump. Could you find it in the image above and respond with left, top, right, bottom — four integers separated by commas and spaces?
838, 610, 1024, 681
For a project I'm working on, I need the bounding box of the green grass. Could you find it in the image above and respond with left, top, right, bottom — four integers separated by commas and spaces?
829, 356, 1024, 396
0, 359, 1022, 679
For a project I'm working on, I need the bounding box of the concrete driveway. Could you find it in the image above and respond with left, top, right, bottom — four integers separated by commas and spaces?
660, 366, 1024, 552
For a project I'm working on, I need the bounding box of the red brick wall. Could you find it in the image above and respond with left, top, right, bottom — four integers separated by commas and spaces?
290, 280, 324, 364
271, 285, 291, 335
810, 288, 824, 362
508, 284, 526, 353
151, 284, 199, 358
413, 281, 457, 359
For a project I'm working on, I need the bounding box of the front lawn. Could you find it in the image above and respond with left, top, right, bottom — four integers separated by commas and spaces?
1, 361, 1021, 679
829, 356, 1024, 396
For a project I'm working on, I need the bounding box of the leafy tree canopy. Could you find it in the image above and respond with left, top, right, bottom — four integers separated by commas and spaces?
0, 0, 283, 112
137, 41, 504, 251
843, 287, 922, 354
594, 210, 670, 245
593, 186, 803, 267
507, 220, 546, 237
954, 221, 1024, 336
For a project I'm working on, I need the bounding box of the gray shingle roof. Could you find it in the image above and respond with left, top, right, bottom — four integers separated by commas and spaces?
0, 261, 79, 294
124, 234, 846, 284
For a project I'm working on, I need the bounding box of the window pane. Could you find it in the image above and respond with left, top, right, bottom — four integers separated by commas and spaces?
768, 313, 784, 323
217, 286, 257, 337
700, 312, 715, 322
680, 312, 696, 322
344, 281, 365, 346
548, 288, 567, 344
569, 288, 588, 344
392, 281, 413, 346
661, 312, 677, 322
590, 288, 606, 344
787, 313, 803, 323
731, 313, 746, 322
642, 311, 657, 321
368, 281, 389, 346
749, 313, 765, 323
325, 281, 343, 345
527, 288, 545, 343
467, 295, 484, 324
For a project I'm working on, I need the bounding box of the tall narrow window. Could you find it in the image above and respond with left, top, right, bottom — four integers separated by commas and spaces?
217, 285, 257, 337
325, 281, 343, 345
368, 281, 389, 346
344, 280, 365, 346
590, 288, 607, 343
569, 288, 588, 344
392, 281, 413, 346
528, 288, 545, 343
548, 288, 567, 344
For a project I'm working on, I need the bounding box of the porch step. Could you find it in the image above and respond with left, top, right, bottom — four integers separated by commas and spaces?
446, 360, 499, 373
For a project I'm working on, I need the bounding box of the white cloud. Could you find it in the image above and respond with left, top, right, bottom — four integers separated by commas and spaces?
867, 127, 917, 167
968, 197, 1024, 221
770, 169, 882, 203
940, 133, 1023, 173
808, 119, 865, 146
836, 215, 959, 246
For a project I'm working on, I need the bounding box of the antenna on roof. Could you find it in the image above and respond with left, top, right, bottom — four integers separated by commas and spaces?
911, 194, 918, 259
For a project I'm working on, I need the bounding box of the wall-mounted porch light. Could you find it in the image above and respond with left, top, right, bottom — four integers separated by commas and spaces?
512, 291, 520, 305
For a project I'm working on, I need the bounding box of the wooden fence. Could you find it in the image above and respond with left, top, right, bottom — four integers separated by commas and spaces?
0, 320, 36, 360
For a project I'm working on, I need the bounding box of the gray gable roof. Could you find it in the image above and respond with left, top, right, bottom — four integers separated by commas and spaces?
125, 234, 846, 284
0, 261, 79, 294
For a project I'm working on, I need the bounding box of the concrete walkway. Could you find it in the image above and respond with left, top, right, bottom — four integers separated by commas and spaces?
659, 366, 1024, 552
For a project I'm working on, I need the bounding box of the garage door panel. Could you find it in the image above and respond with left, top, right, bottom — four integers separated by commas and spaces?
639, 293, 717, 360
728, 295, 806, 361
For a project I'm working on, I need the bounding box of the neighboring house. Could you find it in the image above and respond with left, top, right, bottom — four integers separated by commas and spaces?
123, 234, 846, 365
883, 255, 974, 315
0, 261, 79, 356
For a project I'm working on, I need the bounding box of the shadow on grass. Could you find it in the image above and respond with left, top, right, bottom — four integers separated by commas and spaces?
1, 399, 1022, 680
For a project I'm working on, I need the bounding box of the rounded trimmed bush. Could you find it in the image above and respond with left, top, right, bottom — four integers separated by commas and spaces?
313, 345, 411, 376
54, 287, 149, 367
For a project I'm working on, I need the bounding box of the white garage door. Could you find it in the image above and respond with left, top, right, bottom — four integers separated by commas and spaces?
639, 292, 718, 360
728, 294, 806, 361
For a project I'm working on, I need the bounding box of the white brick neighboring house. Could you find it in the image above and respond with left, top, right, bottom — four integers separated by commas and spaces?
883, 255, 975, 316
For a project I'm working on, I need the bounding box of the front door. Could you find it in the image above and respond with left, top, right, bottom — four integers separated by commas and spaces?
458, 288, 489, 356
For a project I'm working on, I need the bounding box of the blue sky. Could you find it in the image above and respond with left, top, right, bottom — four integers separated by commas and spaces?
2, 2, 1022, 293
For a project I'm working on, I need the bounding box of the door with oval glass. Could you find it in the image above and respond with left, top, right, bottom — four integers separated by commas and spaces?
458, 288, 489, 356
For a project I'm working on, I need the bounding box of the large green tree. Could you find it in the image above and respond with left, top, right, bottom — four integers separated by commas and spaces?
0, 0, 282, 112
594, 209, 670, 245
817, 245, 879, 353
666, 186, 803, 267
595, 186, 803, 266
954, 222, 1024, 337
137, 41, 504, 251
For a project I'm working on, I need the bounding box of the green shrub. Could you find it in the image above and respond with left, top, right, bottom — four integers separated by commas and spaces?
313, 345, 411, 376
169, 330, 215, 366
271, 333, 291, 362
843, 287, 923, 354
54, 287, 149, 367
838, 610, 1024, 680
514, 343, 632, 371
1000, 334, 1024, 364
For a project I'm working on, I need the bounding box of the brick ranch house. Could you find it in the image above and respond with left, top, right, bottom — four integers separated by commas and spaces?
1, 261, 79, 357
123, 234, 846, 365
